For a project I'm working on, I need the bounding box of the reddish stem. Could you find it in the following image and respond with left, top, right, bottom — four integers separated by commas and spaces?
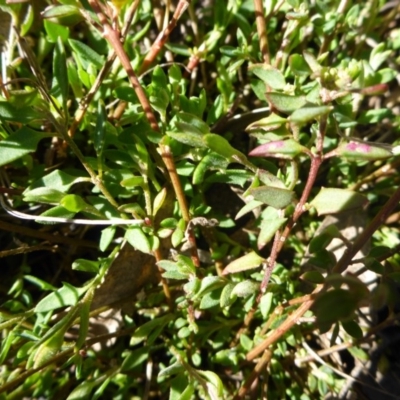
139, 0, 190, 75
254, 0, 270, 64
87, 1, 200, 265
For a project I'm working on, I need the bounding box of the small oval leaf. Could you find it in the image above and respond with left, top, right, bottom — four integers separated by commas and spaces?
249, 139, 308, 159
266, 93, 307, 113
223, 251, 264, 275
336, 140, 392, 161
231, 280, 259, 298
310, 188, 368, 215
249, 64, 286, 90
289, 106, 332, 123
250, 186, 295, 209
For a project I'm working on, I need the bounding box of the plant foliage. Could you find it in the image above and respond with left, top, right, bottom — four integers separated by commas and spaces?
1, 0, 400, 399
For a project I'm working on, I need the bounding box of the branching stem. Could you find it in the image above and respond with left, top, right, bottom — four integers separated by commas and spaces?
88, 0, 200, 266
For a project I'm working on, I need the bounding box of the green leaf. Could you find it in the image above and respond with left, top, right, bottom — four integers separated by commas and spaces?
72, 259, 100, 273
99, 226, 116, 252
159, 266, 190, 280
130, 314, 173, 346
309, 225, 340, 253
114, 86, 138, 103
341, 320, 363, 339
94, 100, 106, 154
60, 194, 90, 212
231, 280, 259, 298
312, 289, 358, 325
374, 68, 397, 84
246, 112, 287, 132
67, 381, 96, 400
193, 153, 229, 184
35, 282, 87, 312
249, 64, 286, 89
68, 60, 84, 98
249, 138, 308, 159
165, 42, 191, 56
43, 20, 69, 43
175, 112, 210, 135
235, 200, 263, 220
348, 346, 369, 362
76, 297, 92, 349
41, 4, 84, 26
158, 361, 184, 378
20, 3, 34, 36
23, 187, 65, 204
357, 109, 392, 124
29, 169, 89, 192
0, 127, 51, 167
68, 38, 104, 69
260, 292, 273, 318
166, 130, 206, 148
257, 207, 287, 249
250, 185, 295, 209
301, 271, 325, 284
222, 251, 264, 275
176, 326, 191, 339
171, 225, 184, 247
266, 93, 307, 113
7, 89, 40, 108
0, 331, 16, 364
325, 274, 369, 299
121, 347, 150, 372
203, 133, 244, 160
257, 169, 286, 188
305, 250, 336, 270
336, 140, 392, 161
369, 43, 392, 71
197, 370, 224, 400
303, 51, 322, 75
192, 276, 226, 299
205, 169, 252, 186
289, 53, 311, 77
24, 275, 57, 291
169, 375, 193, 400
39, 205, 76, 221
310, 188, 368, 215
125, 227, 151, 254
120, 176, 145, 188
33, 329, 64, 368
52, 37, 68, 111
289, 106, 332, 123
199, 291, 220, 309
220, 282, 236, 308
